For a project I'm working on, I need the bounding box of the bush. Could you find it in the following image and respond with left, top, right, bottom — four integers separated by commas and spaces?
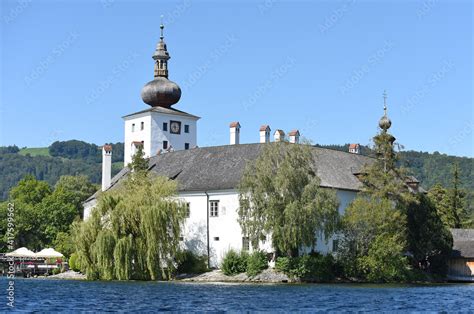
52, 268, 61, 275
246, 251, 268, 277
275, 253, 335, 281
221, 249, 248, 276
69, 253, 81, 272
357, 234, 410, 283
177, 251, 208, 274
275, 256, 291, 274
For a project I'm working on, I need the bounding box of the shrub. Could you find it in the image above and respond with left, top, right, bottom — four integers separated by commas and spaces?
275, 256, 291, 274
52, 268, 61, 275
246, 251, 268, 277
357, 234, 410, 283
69, 253, 81, 272
221, 249, 248, 276
275, 253, 335, 281
177, 251, 208, 274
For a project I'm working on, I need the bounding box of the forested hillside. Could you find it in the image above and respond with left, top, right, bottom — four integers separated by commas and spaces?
0, 141, 472, 203
0, 141, 123, 200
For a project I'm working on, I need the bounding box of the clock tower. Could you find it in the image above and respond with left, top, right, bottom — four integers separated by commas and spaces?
123, 22, 200, 166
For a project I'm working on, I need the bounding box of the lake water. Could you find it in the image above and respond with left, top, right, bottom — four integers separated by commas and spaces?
1, 278, 473, 312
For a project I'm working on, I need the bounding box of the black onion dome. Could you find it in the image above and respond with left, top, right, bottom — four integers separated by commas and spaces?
141, 77, 181, 108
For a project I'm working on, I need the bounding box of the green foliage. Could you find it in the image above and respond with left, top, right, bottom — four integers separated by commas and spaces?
221, 249, 248, 276
52, 268, 61, 275
176, 251, 208, 274
406, 194, 452, 276
68, 253, 81, 272
49, 140, 124, 163
0, 175, 100, 254
0, 141, 122, 200
357, 234, 410, 283
246, 250, 268, 277
238, 142, 339, 256
53, 232, 74, 259
18, 147, 50, 157
275, 254, 335, 281
129, 145, 148, 172
72, 174, 187, 281
275, 257, 292, 274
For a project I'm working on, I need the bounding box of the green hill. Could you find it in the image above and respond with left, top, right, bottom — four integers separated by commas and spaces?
18, 147, 51, 157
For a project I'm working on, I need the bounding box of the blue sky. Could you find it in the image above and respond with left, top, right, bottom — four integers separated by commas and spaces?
1, 0, 472, 157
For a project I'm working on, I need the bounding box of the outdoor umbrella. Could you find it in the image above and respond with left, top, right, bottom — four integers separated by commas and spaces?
35, 248, 64, 258
5, 247, 36, 258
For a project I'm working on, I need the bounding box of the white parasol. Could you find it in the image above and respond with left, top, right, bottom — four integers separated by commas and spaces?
5, 247, 36, 258
35, 248, 64, 259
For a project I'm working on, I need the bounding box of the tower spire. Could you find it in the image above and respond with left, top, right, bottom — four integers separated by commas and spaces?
160, 15, 164, 41
378, 90, 392, 132
141, 19, 181, 108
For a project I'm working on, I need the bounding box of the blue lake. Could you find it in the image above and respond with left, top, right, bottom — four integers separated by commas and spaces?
1, 278, 473, 312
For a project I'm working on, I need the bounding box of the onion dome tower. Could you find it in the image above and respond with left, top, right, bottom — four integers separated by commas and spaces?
141, 22, 181, 108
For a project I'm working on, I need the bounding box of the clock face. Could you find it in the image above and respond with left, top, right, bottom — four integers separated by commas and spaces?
170, 120, 181, 134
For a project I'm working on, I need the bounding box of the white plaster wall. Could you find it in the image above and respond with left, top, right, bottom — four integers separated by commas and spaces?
123, 111, 197, 165
149, 112, 197, 156
123, 112, 152, 166
83, 198, 97, 220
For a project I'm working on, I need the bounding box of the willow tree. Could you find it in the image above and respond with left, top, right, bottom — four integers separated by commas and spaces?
238, 141, 339, 257
73, 154, 187, 280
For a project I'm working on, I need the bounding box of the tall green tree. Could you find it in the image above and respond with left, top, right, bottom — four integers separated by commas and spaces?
238, 142, 339, 257
72, 171, 187, 280
406, 194, 452, 276
7, 175, 52, 250
450, 163, 467, 228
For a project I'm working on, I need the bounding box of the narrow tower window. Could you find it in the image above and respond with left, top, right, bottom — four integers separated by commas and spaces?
185, 143, 190, 150
184, 125, 189, 133
163, 141, 168, 149
140, 121, 144, 130
163, 122, 168, 131
132, 123, 135, 132
210, 201, 219, 217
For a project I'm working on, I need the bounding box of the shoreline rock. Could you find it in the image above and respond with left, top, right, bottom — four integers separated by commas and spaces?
178, 268, 294, 283
41, 270, 86, 280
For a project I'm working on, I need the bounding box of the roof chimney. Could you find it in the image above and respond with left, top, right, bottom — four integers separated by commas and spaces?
229, 122, 241, 145
274, 129, 285, 142
102, 145, 112, 191
259, 125, 271, 143
348, 143, 360, 154
288, 130, 300, 144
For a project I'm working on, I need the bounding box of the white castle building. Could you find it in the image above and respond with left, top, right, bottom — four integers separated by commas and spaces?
83, 24, 418, 267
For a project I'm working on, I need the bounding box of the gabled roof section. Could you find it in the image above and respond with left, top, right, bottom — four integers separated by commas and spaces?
451, 229, 474, 258
122, 107, 200, 120
85, 144, 375, 204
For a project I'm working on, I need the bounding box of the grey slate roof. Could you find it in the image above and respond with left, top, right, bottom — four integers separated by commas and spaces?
122, 107, 200, 119
451, 229, 474, 258
85, 143, 373, 203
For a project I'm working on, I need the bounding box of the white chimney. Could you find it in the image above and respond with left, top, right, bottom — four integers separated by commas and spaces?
349, 143, 360, 154
229, 121, 241, 145
102, 144, 112, 191
274, 129, 285, 142
259, 125, 271, 143
288, 130, 300, 144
